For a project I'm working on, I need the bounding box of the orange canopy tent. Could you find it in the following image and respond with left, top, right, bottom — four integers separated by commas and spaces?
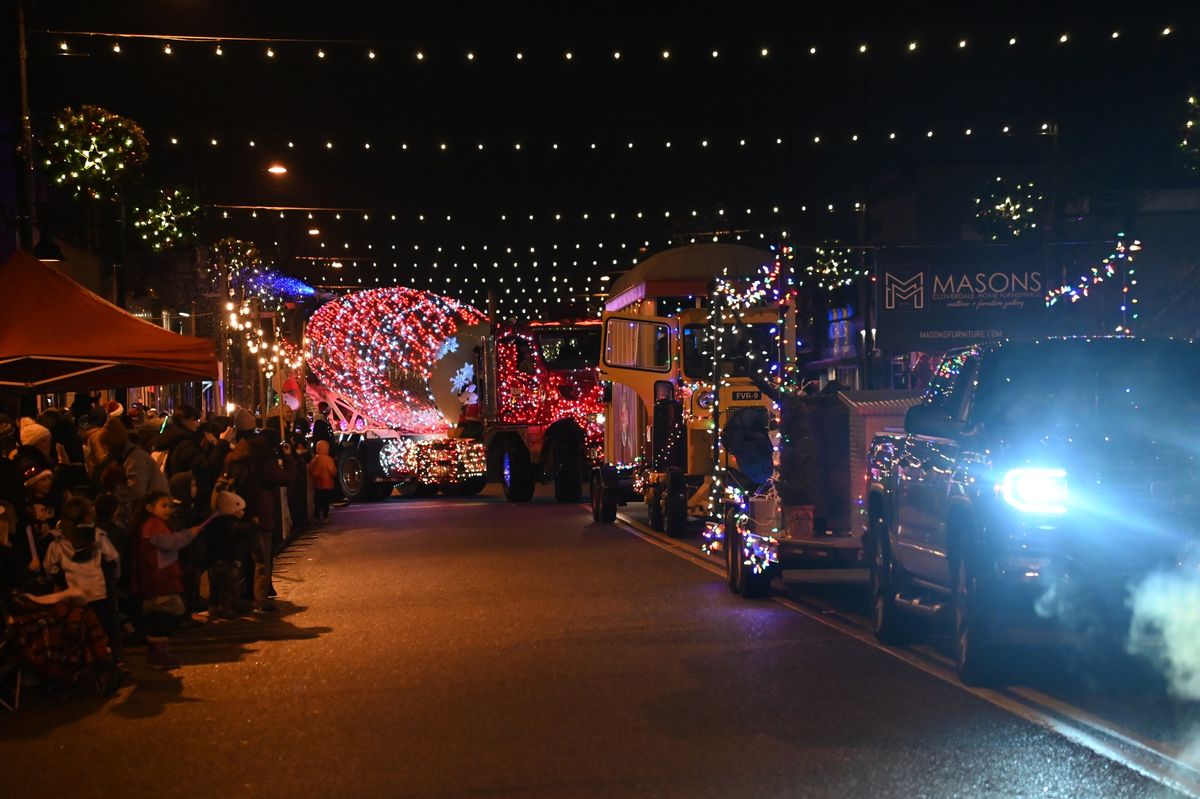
0, 250, 217, 391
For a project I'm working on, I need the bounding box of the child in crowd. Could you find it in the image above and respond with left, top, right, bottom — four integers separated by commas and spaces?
205, 491, 254, 619
129, 491, 201, 669
307, 440, 337, 523
93, 492, 133, 646
44, 496, 123, 665
23, 466, 59, 575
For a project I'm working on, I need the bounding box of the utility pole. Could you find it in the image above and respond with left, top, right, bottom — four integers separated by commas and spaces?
16, 0, 36, 249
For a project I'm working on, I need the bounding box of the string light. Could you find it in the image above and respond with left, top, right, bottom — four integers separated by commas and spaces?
1181, 96, 1199, 172
153, 121, 1061, 156
1045, 234, 1143, 336
39, 30, 1190, 64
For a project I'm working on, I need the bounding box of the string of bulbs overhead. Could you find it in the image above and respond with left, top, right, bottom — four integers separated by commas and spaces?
211, 201, 859, 223
40, 25, 1182, 63
158, 122, 1059, 156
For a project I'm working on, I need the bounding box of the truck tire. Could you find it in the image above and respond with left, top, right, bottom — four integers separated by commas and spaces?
663, 468, 688, 538
590, 471, 617, 523
724, 507, 771, 597
553, 445, 582, 503
337, 447, 372, 503
868, 530, 927, 645
954, 556, 1004, 686
501, 440, 535, 502
646, 484, 665, 531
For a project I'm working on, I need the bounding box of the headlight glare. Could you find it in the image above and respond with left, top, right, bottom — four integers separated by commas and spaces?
1001, 468, 1068, 515
696, 390, 716, 410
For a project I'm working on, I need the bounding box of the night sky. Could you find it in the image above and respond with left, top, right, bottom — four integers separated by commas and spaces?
23, 1, 1200, 315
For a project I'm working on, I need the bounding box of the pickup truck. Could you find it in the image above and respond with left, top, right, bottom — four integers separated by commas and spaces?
866, 337, 1200, 684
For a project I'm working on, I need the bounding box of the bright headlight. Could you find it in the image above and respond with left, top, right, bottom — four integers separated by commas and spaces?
696, 390, 716, 410
1001, 468, 1068, 515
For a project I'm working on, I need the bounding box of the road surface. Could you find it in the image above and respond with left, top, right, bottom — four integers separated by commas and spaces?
0, 487, 1185, 798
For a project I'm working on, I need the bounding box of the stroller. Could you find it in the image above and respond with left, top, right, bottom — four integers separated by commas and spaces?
1, 587, 120, 708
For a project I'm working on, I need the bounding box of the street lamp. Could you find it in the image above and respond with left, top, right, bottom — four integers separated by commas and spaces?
32, 231, 66, 262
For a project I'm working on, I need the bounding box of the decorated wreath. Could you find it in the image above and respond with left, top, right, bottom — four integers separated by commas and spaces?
42, 105, 148, 201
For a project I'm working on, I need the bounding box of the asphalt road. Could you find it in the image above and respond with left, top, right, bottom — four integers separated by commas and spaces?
0, 487, 1183, 798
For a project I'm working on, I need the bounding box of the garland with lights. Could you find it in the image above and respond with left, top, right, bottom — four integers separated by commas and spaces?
304, 287, 486, 434
1045, 234, 1142, 334
132, 187, 200, 251
41, 105, 148, 201
973, 176, 1045, 240
704, 248, 793, 548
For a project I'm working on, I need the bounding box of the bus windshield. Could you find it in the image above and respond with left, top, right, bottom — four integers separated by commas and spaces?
536, 327, 601, 370
683, 324, 777, 379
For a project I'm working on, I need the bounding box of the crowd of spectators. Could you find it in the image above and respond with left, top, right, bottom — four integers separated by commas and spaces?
0, 395, 328, 673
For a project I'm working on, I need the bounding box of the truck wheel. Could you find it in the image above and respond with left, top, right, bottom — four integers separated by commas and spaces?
724, 507, 771, 597
337, 447, 372, 503
646, 484, 665, 531
553, 445, 582, 503
590, 472, 617, 523
501, 440, 535, 502
663, 468, 688, 538
414, 484, 439, 497
868, 530, 926, 645
954, 557, 1004, 686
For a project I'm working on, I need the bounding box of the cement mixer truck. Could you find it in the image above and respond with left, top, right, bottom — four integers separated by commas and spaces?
304, 287, 603, 502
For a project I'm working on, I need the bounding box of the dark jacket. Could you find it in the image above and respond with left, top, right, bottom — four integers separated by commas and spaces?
157, 424, 230, 511
205, 515, 255, 563
223, 436, 291, 533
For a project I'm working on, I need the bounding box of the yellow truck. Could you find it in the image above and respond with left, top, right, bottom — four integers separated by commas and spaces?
590, 243, 783, 531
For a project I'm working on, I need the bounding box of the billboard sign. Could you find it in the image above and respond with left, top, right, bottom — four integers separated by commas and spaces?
875, 246, 1061, 351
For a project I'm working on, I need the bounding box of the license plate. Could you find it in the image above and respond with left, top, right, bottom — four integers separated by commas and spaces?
731, 390, 761, 402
